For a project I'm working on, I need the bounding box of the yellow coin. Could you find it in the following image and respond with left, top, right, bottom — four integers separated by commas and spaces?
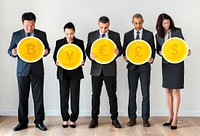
91, 38, 116, 64
126, 40, 152, 65
162, 37, 188, 64
17, 37, 44, 63
57, 44, 83, 70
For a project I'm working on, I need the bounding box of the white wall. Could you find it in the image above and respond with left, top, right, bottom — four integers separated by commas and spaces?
0, 0, 200, 117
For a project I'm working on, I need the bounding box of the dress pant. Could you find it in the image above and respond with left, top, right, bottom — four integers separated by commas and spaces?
59, 78, 80, 122
128, 67, 150, 121
17, 72, 44, 124
91, 75, 118, 120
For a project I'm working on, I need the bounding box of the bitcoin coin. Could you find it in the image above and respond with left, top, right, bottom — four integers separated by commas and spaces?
17, 37, 44, 63
126, 40, 152, 65
162, 37, 188, 64
91, 38, 116, 64
57, 44, 83, 70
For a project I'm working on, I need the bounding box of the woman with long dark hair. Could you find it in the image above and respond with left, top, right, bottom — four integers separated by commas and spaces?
155, 13, 191, 130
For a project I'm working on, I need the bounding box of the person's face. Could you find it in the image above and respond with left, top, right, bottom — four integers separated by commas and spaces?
98, 22, 110, 34
162, 19, 170, 31
64, 28, 75, 43
132, 17, 144, 31
23, 20, 35, 33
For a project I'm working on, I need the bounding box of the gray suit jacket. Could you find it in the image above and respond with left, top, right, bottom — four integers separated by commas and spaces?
86, 30, 123, 76
155, 28, 184, 63
8, 29, 50, 77
123, 29, 155, 71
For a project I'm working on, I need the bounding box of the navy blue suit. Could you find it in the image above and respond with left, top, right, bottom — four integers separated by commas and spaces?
8, 29, 50, 124
123, 29, 155, 121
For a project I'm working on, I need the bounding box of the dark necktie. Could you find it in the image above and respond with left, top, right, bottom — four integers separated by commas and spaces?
27, 33, 31, 37
136, 31, 140, 39
101, 34, 106, 38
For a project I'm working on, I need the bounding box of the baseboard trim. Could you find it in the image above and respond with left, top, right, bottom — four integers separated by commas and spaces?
0, 110, 200, 117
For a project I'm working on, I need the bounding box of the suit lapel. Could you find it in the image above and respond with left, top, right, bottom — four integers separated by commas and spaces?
20, 29, 26, 38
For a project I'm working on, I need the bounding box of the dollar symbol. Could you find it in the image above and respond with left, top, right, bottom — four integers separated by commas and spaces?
135, 47, 142, 57
26, 42, 36, 55
99, 45, 108, 56
66, 51, 74, 62
172, 44, 178, 56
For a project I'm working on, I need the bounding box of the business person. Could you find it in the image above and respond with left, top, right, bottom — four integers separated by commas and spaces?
86, 16, 123, 128
8, 12, 50, 131
123, 13, 155, 127
155, 13, 191, 130
53, 22, 86, 128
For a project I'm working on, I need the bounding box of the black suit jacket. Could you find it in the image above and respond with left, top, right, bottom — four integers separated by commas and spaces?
123, 29, 155, 71
156, 28, 184, 63
86, 30, 123, 76
53, 37, 86, 80
8, 29, 50, 77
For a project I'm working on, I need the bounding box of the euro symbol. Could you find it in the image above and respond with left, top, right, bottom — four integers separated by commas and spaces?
26, 43, 36, 55
99, 45, 108, 56
135, 46, 142, 57
172, 44, 178, 56
66, 51, 74, 62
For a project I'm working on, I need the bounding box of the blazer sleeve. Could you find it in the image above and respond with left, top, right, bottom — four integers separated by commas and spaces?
53, 40, 60, 63
155, 34, 162, 56
79, 40, 86, 62
8, 32, 17, 58
149, 32, 156, 59
115, 32, 123, 58
85, 32, 93, 61
42, 32, 50, 57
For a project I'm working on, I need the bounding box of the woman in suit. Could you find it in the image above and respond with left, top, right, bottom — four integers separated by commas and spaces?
53, 22, 86, 128
155, 13, 191, 130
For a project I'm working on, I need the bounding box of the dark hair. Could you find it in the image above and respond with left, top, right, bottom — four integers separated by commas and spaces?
156, 13, 176, 38
132, 13, 144, 21
63, 22, 75, 31
98, 16, 110, 23
21, 12, 36, 22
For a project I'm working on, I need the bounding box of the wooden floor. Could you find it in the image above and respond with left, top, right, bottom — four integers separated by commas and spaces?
0, 116, 200, 136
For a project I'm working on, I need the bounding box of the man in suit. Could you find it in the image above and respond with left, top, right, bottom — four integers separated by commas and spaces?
123, 13, 155, 127
8, 12, 50, 131
86, 16, 123, 128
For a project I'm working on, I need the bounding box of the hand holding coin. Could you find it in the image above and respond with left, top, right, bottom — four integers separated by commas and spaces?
90, 53, 95, 60
56, 60, 60, 66
147, 57, 154, 63
114, 48, 119, 55
81, 60, 85, 66
44, 49, 49, 56
188, 49, 191, 56
12, 48, 18, 56
123, 56, 128, 62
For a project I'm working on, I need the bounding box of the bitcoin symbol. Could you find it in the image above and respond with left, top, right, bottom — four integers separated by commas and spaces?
135, 47, 142, 57
66, 51, 74, 62
26, 43, 36, 55
99, 45, 108, 56
172, 44, 178, 56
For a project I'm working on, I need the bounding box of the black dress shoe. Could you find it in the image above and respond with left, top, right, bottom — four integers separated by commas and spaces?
13, 123, 28, 131
171, 125, 177, 130
112, 119, 121, 128
36, 122, 47, 131
127, 119, 136, 126
143, 120, 150, 127
70, 122, 76, 128
62, 124, 68, 128
163, 120, 173, 126
88, 119, 98, 128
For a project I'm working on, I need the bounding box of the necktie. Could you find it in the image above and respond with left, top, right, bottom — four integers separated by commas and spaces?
136, 31, 140, 39
101, 34, 106, 38
27, 33, 31, 37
